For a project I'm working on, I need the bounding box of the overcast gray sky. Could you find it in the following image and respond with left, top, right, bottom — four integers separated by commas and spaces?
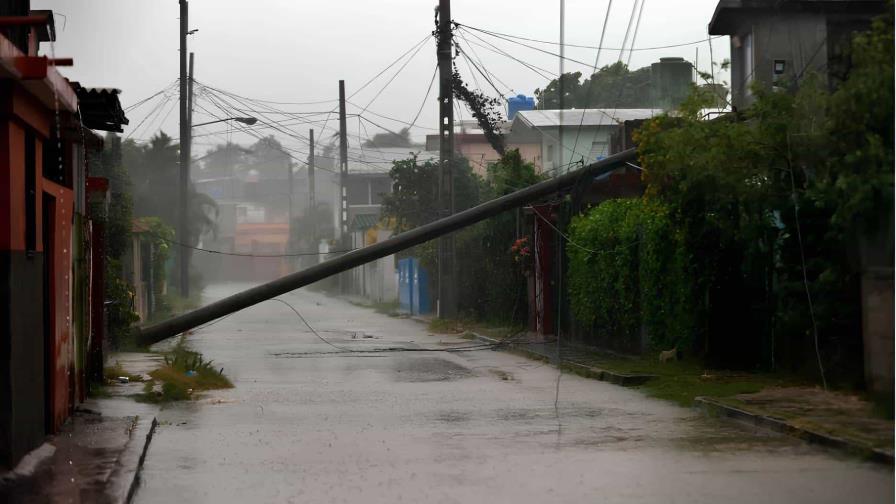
41, 0, 729, 156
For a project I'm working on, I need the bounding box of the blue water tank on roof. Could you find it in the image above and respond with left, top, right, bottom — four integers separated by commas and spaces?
507, 94, 535, 120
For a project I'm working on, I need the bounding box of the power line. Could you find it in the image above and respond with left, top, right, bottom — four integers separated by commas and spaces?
124, 93, 172, 140
567, 0, 618, 174
455, 30, 516, 95
348, 34, 433, 100
459, 28, 556, 81
144, 230, 354, 258
356, 33, 432, 117
410, 64, 438, 129
458, 22, 725, 52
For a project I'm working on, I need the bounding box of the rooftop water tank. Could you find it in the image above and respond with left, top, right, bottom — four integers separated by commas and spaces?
650, 57, 693, 110
507, 94, 535, 120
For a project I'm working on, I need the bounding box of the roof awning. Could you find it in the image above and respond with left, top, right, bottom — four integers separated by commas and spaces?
350, 214, 380, 231
71, 83, 129, 132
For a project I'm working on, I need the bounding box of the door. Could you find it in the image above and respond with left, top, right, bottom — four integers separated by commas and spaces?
42, 193, 55, 434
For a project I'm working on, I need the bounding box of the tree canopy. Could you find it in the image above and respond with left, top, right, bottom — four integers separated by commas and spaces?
535, 62, 652, 109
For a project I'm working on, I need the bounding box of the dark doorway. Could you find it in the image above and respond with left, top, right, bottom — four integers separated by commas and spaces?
42, 193, 55, 435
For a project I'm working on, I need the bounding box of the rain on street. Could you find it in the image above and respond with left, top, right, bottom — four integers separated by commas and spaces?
131, 284, 891, 503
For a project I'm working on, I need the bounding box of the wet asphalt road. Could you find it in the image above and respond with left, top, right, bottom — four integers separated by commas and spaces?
133, 283, 892, 503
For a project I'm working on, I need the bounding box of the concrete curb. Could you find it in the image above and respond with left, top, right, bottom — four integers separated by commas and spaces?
694, 397, 894, 465
465, 331, 656, 387
106, 416, 158, 504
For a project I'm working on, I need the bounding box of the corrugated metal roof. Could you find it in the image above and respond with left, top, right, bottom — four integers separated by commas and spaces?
70, 82, 129, 132
350, 213, 380, 231
514, 108, 663, 128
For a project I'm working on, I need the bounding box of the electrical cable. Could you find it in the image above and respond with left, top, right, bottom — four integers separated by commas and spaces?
460, 29, 556, 81
356, 34, 432, 118
455, 29, 516, 95
458, 22, 724, 52
409, 64, 438, 130
567, 0, 616, 174
143, 230, 355, 258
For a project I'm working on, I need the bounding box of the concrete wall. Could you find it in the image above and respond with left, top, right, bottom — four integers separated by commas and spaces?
728, 13, 828, 109
540, 126, 614, 174
0, 250, 46, 468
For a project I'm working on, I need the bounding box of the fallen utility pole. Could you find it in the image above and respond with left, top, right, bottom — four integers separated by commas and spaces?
135, 149, 637, 346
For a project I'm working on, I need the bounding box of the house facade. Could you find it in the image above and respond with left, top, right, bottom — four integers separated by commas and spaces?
709, 0, 886, 110
0, 6, 127, 468
507, 109, 663, 175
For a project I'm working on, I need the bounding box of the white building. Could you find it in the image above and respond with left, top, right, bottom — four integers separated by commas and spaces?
507, 109, 663, 174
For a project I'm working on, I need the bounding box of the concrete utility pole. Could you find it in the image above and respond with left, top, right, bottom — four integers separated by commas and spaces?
338, 80, 349, 292
338, 81, 348, 234
135, 150, 637, 346
188, 52, 194, 126
308, 128, 315, 237
287, 154, 293, 252
436, 0, 456, 319
178, 0, 191, 297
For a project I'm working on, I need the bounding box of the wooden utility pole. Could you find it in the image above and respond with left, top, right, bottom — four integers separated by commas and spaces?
178, 0, 191, 297
436, 0, 456, 318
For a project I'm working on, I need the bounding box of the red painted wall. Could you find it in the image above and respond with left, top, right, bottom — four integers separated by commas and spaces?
43, 180, 74, 430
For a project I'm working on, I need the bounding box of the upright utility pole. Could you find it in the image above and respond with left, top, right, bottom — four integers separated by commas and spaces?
287, 156, 293, 252
308, 128, 316, 233
188, 52, 194, 125
338, 81, 349, 292
338, 80, 348, 236
178, 0, 191, 297
436, 0, 456, 318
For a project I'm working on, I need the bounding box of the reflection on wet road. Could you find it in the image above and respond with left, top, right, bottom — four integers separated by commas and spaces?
134, 284, 892, 503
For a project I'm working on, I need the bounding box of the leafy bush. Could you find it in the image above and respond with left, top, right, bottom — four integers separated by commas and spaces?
622, 10, 893, 380
568, 199, 695, 351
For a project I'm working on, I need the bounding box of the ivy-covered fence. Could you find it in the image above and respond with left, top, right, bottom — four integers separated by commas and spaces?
567, 199, 694, 354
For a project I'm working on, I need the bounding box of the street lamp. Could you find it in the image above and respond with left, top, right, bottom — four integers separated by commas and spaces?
192, 116, 258, 128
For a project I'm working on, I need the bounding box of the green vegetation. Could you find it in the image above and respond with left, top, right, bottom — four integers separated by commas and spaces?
102, 361, 144, 383
558, 349, 798, 407
89, 133, 139, 350
568, 199, 693, 352
566, 11, 893, 388
427, 317, 524, 340
137, 338, 232, 403
382, 150, 543, 325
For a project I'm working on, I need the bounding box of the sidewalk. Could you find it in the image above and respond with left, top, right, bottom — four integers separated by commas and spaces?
0, 352, 162, 503
461, 327, 894, 464
0, 411, 156, 504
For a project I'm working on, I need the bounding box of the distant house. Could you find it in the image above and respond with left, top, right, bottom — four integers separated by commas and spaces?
348, 214, 397, 303
425, 120, 542, 175
507, 109, 663, 175
340, 146, 437, 232
708, 0, 887, 110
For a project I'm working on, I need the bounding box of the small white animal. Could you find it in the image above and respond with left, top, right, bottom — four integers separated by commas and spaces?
658, 347, 677, 363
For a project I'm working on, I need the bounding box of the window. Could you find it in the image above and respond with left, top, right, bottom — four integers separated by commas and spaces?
742, 31, 754, 98
546, 143, 554, 165
589, 140, 608, 161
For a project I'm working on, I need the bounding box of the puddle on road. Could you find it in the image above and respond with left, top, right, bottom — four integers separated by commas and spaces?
392, 357, 474, 382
